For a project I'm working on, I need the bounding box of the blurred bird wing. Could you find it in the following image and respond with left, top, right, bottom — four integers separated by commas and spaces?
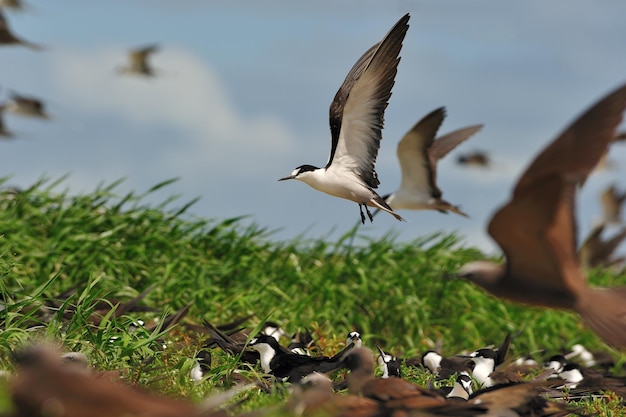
396, 107, 445, 197
429, 124, 483, 165
489, 83, 626, 301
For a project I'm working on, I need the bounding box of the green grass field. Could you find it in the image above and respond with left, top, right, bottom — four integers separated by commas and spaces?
1, 178, 625, 415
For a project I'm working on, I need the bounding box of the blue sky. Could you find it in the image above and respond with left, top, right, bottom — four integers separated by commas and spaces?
2, 1, 626, 254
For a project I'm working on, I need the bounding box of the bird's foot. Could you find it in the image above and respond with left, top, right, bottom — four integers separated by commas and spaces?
365, 206, 374, 223
359, 204, 366, 224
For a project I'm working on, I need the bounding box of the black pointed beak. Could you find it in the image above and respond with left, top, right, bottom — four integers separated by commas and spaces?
278, 174, 295, 181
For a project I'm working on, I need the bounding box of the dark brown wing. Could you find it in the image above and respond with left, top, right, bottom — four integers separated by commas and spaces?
489, 83, 626, 302
514, 84, 626, 195
489, 178, 582, 306
326, 13, 409, 189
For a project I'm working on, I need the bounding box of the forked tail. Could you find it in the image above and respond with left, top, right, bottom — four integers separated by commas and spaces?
370, 195, 405, 222
576, 287, 626, 349
434, 198, 469, 218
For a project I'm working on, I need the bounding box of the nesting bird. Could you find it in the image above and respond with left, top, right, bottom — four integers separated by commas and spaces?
383, 107, 482, 216
0, 10, 40, 49
118, 44, 161, 77
457, 82, 626, 349
279, 14, 410, 224
248, 333, 350, 383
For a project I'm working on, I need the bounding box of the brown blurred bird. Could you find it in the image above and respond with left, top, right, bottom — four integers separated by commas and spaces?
382, 107, 482, 216
615, 131, 626, 142
0, 108, 13, 138
600, 184, 626, 225
0, 0, 27, 11
2, 92, 49, 119
118, 44, 161, 77
0, 10, 41, 49
578, 223, 626, 270
456, 150, 490, 168
10, 344, 202, 417
457, 83, 626, 349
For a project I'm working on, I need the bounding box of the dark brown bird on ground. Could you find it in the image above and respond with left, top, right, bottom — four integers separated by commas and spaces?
600, 184, 626, 225
345, 347, 447, 410
577, 223, 626, 270
10, 344, 202, 417
118, 44, 160, 77
0, 10, 41, 49
456, 150, 490, 168
457, 82, 626, 349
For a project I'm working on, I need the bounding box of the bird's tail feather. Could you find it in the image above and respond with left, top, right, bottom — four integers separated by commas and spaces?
370, 196, 405, 221
434, 198, 469, 218
576, 287, 626, 349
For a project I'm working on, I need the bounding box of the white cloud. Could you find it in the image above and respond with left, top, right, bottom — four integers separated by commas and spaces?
46, 45, 298, 178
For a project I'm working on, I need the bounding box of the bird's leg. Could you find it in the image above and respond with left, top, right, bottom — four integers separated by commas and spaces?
365, 206, 374, 223
358, 204, 366, 224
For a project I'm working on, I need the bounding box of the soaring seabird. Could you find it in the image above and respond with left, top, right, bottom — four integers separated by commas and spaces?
279, 14, 410, 224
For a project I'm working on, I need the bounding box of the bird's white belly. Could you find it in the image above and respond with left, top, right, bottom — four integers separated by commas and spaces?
299, 170, 374, 204
388, 188, 433, 210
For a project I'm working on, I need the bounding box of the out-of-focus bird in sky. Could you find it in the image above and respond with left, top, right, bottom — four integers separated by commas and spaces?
382, 106, 482, 216
0, 108, 14, 138
2, 92, 50, 119
117, 44, 161, 77
0, 10, 41, 49
456, 150, 491, 168
457, 82, 626, 349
